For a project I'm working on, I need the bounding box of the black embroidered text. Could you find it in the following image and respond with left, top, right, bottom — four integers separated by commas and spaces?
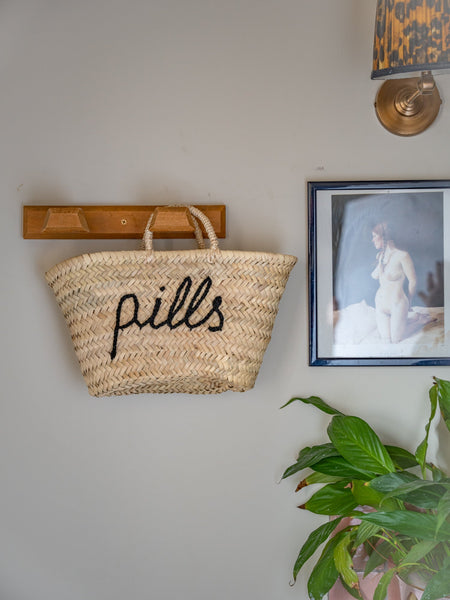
110, 276, 224, 359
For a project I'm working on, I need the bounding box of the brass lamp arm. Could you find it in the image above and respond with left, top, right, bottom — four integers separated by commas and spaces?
375, 71, 442, 136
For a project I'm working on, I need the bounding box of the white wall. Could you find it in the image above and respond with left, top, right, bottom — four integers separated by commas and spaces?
1, 1, 449, 599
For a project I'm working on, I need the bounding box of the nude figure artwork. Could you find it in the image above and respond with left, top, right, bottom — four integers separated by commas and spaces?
371, 222, 431, 343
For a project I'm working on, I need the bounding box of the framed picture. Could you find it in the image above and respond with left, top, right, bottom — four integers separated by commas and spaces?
309, 180, 450, 366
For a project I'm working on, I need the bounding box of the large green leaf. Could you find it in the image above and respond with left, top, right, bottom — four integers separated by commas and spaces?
305, 481, 358, 516
421, 554, 450, 600
307, 533, 344, 600
327, 416, 396, 475
282, 444, 339, 479
351, 479, 397, 510
385, 445, 419, 469
379, 479, 449, 510
312, 456, 376, 481
359, 511, 450, 541
373, 568, 397, 600
292, 518, 343, 581
369, 471, 420, 494
333, 532, 359, 589
416, 383, 438, 477
296, 443, 338, 463
281, 396, 345, 416
436, 377, 450, 432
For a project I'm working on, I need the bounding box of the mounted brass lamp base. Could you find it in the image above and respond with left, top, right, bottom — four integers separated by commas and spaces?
374, 76, 442, 136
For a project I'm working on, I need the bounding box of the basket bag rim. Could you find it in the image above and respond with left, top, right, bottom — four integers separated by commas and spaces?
45, 248, 298, 283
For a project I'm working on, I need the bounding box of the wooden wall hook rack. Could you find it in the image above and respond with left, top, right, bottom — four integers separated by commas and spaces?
23, 205, 226, 239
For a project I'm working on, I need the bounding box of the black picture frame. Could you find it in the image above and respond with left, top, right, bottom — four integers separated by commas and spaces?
308, 180, 450, 366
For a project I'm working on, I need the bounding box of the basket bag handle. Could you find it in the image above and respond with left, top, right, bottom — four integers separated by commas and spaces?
143, 205, 220, 251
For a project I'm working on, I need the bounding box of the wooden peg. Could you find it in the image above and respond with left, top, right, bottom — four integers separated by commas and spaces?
41, 207, 90, 233
149, 206, 196, 234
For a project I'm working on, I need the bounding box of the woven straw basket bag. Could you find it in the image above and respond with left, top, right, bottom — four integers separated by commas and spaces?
46, 206, 297, 396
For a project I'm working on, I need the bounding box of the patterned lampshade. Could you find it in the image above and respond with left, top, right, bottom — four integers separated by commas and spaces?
372, 0, 450, 79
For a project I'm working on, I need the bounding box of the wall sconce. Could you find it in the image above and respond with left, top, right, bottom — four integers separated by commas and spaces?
372, 0, 450, 136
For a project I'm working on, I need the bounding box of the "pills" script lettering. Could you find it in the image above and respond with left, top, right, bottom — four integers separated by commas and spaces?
110, 276, 224, 359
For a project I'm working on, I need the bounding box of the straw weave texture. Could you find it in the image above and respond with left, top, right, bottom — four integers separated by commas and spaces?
46, 207, 297, 396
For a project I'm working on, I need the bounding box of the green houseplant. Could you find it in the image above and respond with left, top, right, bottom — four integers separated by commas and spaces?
281, 377, 450, 600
